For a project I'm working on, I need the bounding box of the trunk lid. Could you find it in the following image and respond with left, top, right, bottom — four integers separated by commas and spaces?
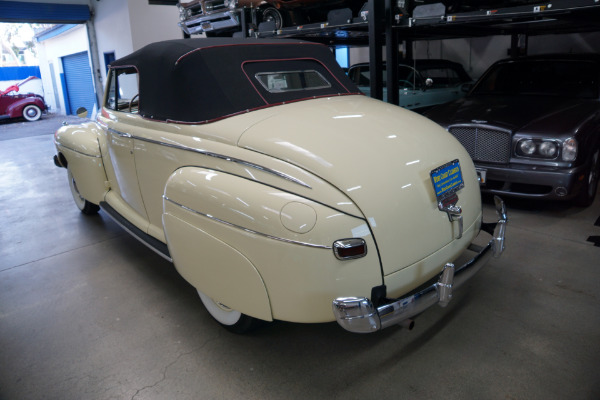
238, 96, 481, 275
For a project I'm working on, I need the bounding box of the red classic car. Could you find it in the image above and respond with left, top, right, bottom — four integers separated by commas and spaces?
0, 76, 47, 122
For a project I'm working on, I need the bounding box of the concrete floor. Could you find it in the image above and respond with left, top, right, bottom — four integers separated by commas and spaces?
1, 114, 599, 400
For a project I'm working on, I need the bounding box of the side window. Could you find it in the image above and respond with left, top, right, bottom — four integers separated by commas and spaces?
421, 67, 461, 88
105, 67, 139, 113
349, 66, 371, 87
398, 66, 419, 89
358, 69, 370, 86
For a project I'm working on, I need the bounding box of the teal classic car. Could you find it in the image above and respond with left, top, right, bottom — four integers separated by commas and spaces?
348, 59, 473, 112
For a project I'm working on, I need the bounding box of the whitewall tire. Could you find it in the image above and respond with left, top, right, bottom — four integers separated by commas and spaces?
22, 105, 42, 122
197, 289, 262, 334
68, 168, 99, 215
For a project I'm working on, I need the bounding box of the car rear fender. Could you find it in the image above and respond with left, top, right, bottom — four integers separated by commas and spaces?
163, 212, 273, 321
54, 122, 108, 205
162, 167, 273, 321
162, 167, 382, 323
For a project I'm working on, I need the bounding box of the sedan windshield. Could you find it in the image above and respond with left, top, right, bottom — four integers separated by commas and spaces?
473, 60, 599, 99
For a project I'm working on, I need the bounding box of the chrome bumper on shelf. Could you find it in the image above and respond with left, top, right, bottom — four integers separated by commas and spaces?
179, 10, 240, 35
332, 196, 508, 334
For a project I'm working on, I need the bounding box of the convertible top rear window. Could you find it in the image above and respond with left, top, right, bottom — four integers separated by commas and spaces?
255, 70, 331, 93
243, 58, 351, 106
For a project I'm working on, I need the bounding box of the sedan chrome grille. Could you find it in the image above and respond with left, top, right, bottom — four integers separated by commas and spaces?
183, 1, 227, 17
449, 126, 511, 164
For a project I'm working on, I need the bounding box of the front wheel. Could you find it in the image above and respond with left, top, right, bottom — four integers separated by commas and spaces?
68, 168, 100, 215
23, 104, 42, 122
574, 149, 599, 207
197, 289, 262, 334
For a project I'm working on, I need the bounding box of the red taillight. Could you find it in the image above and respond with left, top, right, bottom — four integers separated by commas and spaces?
333, 238, 367, 260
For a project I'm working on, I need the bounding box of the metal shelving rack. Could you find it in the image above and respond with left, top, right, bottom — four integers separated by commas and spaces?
236, 0, 600, 105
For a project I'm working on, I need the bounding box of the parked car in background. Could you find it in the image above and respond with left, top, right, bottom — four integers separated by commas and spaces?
53, 38, 506, 334
0, 76, 47, 122
348, 59, 472, 112
177, 0, 366, 35
425, 54, 600, 206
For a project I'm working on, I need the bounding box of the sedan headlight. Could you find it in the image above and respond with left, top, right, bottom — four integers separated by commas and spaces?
516, 138, 577, 162
516, 139, 560, 159
539, 141, 557, 158
518, 139, 536, 155
562, 137, 578, 162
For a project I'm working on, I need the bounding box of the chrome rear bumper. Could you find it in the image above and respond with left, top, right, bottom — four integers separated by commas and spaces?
332, 196, 507, 333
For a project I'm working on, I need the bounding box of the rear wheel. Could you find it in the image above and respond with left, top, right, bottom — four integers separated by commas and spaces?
574, 149, 599, 207
68, 168, 100, 215
23, 105, 42, 122
197, 289, 262, 334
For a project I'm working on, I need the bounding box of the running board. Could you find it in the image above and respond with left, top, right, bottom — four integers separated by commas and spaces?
99, 201, 172, 263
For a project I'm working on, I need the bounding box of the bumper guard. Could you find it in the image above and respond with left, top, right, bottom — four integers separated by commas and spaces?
332, 196, 507, 333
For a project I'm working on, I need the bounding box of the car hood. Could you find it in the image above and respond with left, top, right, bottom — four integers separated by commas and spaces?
238, 96, 481, 275
425, 95, 598, 134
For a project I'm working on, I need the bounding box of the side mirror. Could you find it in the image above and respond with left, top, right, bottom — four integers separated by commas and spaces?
76, 107, 88, 118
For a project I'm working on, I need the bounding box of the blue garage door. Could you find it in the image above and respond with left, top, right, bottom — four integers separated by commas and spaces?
62, 52, 96, 115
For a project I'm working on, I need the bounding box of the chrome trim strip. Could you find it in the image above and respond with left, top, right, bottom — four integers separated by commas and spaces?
108, 127, 132, 138
164, 196, 332, 250
112, 131, 311, 189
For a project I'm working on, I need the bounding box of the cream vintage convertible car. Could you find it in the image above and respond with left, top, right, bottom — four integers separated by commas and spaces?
53, 38, 507, 334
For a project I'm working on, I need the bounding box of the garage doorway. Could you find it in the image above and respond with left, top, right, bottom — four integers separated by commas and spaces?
61, 51, 96, 115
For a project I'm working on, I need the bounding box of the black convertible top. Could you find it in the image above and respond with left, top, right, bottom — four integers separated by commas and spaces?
109, 38, 359, 123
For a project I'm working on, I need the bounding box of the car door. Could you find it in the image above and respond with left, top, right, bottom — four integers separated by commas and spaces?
102, 68, 149, 225
397, 65, 429, 110
0, 94, 13, 117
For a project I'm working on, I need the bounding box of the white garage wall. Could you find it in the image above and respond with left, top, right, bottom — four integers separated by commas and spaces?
411, 36, 509, 79
414, 32, 600, 78
36, 0, 184, 116
347, 37, 510, 79
93, 0, 182, 84
126, 0, 182, 52
93, 0, 134, 84
36, 24, 91, 115
528, 31, 600, 55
